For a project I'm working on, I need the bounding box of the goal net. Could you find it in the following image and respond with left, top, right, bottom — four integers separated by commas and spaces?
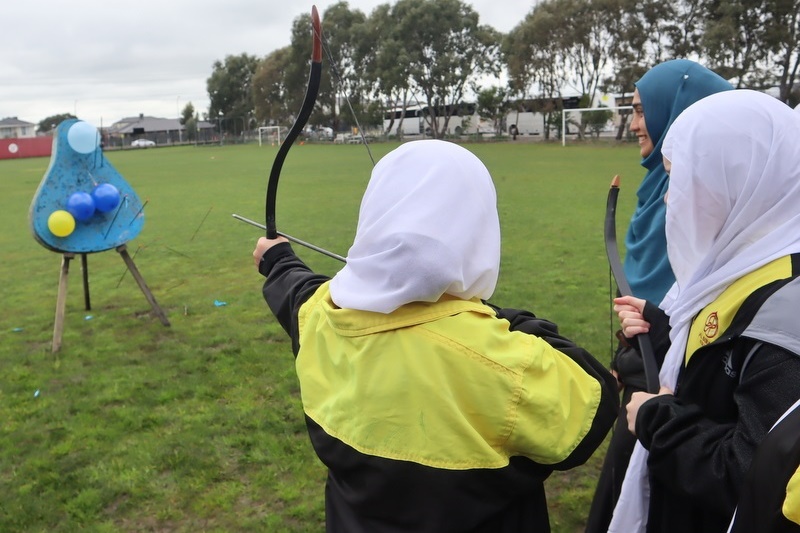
258, 126, 282, 146
561, 106, 633, 146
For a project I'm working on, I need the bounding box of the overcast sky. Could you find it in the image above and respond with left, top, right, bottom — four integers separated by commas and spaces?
3, 0, 534, 128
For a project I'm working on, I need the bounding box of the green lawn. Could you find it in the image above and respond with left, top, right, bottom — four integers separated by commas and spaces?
0, 140, 643, 532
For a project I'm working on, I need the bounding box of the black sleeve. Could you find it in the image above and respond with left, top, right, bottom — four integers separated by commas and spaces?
488, 304, 621, 470
258, 242, 330, 353
635, 344, 800, 516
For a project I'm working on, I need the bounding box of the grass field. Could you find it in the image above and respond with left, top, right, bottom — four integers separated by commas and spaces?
0, 140, 643, 532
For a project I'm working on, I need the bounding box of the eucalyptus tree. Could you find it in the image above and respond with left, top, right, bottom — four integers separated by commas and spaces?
283, 10, 329, 130
762, 0, 800, 103
388, 0, 499, 139
252, 47, 292, 127
601, 0, 660, 139
181, 103, 198, 141
699, 0, 772, 88
474, 85, 511, 136
36, 113, 76, 134
507, 0, 627, 139
206, 53, 260, 134
362, 3, 418, 139
556, 0, 626, 118
503, 3, 566, 140
661, 0, 706, 58
319, 2, 370, 135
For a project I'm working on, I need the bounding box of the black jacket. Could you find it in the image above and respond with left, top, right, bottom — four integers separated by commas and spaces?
635, 256, 800, 533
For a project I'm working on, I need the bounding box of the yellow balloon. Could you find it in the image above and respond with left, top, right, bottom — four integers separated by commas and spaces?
48, 210, 76, 237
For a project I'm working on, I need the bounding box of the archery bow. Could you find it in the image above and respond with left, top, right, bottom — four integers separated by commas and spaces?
604, 175, 660, 394
265, 5, 323, 240
236, 5, 374, 260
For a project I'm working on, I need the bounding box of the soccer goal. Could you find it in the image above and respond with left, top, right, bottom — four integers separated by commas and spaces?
258, 126, 282, 146
561, 106, 633, 146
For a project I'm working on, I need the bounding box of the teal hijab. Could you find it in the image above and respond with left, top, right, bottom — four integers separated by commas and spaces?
623, 59, 732, 304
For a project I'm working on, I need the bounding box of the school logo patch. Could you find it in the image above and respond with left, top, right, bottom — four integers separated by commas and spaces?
704, 312, 719, 339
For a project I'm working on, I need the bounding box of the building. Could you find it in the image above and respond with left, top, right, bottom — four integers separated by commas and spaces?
105, 114, 216, 147
0, 117, 36, 139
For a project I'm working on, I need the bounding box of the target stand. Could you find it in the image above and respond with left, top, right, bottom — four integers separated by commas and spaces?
52, 246, 170, 353
31, 119, 171, 353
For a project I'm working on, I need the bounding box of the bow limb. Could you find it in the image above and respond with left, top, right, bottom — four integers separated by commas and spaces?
265, 5, 323, 239
604, 175, 660, 393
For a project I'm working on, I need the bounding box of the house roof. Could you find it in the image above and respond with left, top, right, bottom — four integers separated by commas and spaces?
0, 117, 35, 127
106, 115, 216, 134
107, 115, 183, 134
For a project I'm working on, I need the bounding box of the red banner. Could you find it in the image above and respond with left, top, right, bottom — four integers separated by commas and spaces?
0, 137, 53, 160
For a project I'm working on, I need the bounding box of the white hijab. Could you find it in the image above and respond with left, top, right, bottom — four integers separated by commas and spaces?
329, 140, 500, 313
609, 90, 800, 532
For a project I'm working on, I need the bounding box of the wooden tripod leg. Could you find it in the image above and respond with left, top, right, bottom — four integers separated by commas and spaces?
81, 253, 91, 311
52, 253, 75, 353
116, 244, 171, 326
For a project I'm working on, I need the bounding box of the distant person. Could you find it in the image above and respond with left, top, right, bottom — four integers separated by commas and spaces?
586, 58, 733, 533
252, 139, 619, 532
608, 89, 800, 533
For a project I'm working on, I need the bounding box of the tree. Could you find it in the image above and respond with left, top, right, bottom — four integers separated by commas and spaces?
763, 0, 800, 103
206, 53, 260, 134
661, 0, 706, 58
180, 102, 195, 126
504, 0, 571, 140
555, 0, 628, 138
700, 0, 772, 88
474, 86, 511, 136
317, 3, 372, 136
364, 3, 419, 139
36, 113, 76, 134
582, 105, 614, 138
389, 0, 499, 139
252, 47, 292, 126
601, 0, 655, 140
282, 10, 328, 133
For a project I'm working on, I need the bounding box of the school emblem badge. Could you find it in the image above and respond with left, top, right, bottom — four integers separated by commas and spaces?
704, 312, 719, 339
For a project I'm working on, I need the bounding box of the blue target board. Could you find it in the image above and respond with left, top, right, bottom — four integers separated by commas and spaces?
29, 119, 145, 253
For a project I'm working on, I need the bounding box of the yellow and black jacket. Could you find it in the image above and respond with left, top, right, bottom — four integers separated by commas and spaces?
260, 243, 619, 532
635, 254, 800, 533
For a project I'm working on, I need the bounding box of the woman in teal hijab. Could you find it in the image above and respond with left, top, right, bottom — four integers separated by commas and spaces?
624, 59, 733, 304
585, 59, 732, 533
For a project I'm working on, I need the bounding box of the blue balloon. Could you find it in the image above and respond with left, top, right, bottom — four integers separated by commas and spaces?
92, 183, 121, 213
66, 191, 96, 222
67, 121, 100, 154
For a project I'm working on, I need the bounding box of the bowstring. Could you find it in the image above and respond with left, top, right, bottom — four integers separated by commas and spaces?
315, 24, 376, 167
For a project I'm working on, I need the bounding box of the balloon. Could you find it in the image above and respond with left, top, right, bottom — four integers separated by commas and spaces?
92, 183, 121, 213
67, 121, 100, 154
48, 210, 76, 237
66, 191, 96, 222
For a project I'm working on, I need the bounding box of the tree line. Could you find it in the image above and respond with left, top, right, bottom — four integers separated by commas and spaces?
204, 0, 799, 139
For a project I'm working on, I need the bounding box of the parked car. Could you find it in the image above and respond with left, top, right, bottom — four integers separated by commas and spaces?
131, 139, 156, 148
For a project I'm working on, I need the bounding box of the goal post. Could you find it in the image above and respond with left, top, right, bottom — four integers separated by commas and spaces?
258, 126, 282, 146
561, 106, 633, 146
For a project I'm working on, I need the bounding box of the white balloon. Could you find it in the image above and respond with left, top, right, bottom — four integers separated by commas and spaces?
67, 121, 100, 154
